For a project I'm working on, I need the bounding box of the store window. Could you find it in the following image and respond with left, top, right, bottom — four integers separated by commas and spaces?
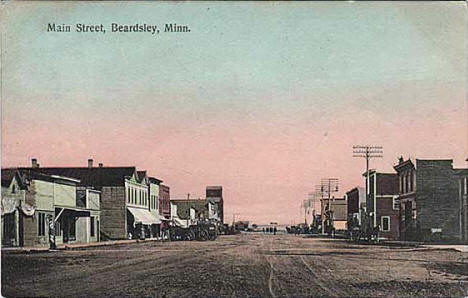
90, 216, 95, 237
381, 216, 390, 232
38, 213, 46, 236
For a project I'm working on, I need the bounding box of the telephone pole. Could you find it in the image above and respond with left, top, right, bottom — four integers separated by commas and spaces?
318, 178, 339, 234
353, 145, 383, 227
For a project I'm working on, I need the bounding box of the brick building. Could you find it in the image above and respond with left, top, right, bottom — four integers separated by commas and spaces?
455, 168, 468, 243
345, 187, 365, 227
159, 184, 171, 219
363, 170, 399, 240
394, 158, 461, 242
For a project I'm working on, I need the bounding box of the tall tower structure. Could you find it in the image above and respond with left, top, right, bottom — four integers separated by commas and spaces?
206, 186, 223, 224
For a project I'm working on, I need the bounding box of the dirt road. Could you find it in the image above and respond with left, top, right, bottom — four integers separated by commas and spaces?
2, 233, 468, 297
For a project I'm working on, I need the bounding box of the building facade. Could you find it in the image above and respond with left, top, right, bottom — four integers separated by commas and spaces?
363, 171, 399, 240
345, 187, 365, 228
320, 197, 347, 233
206, 186, 223, 223
20, 159, 162, 240
394, 159, 461, 242
455, 169, 468, 243
148, 176, 164, 238
159, 184, 171, 219
1, 168, 100, 247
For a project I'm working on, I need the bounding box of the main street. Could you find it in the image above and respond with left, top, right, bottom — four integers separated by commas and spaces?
2, 233, 468, 297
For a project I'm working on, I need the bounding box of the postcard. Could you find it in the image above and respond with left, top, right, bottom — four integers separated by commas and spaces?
1, 2, 467, 297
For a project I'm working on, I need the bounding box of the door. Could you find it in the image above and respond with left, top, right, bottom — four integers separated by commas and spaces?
2, 213, 16, 246
403, 201, 413, 241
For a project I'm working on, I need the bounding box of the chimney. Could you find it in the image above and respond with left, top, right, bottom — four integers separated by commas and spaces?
88, 159, 93, 168
98, 163, 103, 168
31, 158, 38, 168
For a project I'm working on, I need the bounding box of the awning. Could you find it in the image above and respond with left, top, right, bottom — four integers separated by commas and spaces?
127, 207, 161, 225
55, 206, 91, 218
172, 217, 189, 228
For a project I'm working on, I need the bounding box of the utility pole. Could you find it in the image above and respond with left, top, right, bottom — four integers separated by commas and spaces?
315, 185, 325, 233
353, 145, 383, 228
232, 213, 241, 229
318, 178, 339, 234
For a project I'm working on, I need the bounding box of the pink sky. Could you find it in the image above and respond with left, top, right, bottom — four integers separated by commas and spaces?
2, 2, 467, 225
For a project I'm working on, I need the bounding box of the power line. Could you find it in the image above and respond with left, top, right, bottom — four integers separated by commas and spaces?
317, 178, 339, 234
352, 145, 383, 228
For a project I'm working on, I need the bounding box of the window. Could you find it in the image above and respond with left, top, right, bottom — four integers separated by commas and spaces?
11, 185, 16, 194
402, 175, 406, 193
392, 196, 400, 210
465, 177, 468, 195
381, 216, 390, 232
409, 171, 413, 192
90, 216, 95, 237
38, 213, 46, 236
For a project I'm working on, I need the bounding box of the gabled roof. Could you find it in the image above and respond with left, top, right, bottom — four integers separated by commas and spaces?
136, 171, 148, 184
2, 168, 80, 188
17, 167, 136, 188
2, 168, 17, 187
1, 168, 28, 189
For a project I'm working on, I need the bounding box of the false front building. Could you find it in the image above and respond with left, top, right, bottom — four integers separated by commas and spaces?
362, 170, 399, 240
1, 167, 100, 247
394, 158, 462, 242
20, 159, 164, 240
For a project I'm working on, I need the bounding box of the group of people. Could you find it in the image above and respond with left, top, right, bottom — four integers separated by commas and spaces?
263, 226, 277, 235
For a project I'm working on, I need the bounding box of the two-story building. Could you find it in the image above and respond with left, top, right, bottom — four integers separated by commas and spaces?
394, 158, 461, 242
1, 167, 100, 247
21, 159, 161, 240
159, 184, 171, 220
363, 170, 399, 240
345, 186, 365, 229
148, 176, 163, 238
